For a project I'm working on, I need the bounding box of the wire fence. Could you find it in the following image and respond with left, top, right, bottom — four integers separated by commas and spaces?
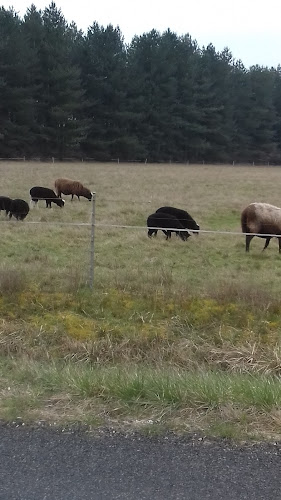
2, 214, 281, 290
1, 157, 281, 167
3, 192, 281, 290
2, 217, 280, 238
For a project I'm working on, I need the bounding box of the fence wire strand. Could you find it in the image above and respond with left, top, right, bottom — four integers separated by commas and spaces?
1, 218, 281, 239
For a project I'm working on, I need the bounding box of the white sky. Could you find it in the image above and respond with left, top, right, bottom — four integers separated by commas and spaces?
2, 0, 281, 68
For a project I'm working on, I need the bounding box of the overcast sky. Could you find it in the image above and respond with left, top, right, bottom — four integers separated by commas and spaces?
2, 0, 281, 68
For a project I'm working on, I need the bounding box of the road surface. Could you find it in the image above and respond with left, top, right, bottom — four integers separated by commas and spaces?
0, 425, 280, 499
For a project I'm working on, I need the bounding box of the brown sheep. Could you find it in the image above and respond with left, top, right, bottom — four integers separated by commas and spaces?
54, 178, 92, 201
241, 202, 281, 252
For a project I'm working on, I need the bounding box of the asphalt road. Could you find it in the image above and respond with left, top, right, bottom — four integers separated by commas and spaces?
0, 425, 280, 499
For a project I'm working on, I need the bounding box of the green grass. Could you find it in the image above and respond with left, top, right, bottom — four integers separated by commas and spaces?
1, 358, 281, 439
4, 361, 281, 409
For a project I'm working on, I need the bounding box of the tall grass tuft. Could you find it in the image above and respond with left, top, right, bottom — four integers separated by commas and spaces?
0, 268, 27, 295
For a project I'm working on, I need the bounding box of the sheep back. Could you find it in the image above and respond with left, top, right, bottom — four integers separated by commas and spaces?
156, 206, 199, 233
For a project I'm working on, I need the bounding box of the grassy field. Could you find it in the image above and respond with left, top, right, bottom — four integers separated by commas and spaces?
1, 161, 281, 440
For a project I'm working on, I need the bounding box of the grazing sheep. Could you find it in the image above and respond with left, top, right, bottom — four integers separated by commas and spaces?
54, 178, 92, 201
9, 199, 29, 220
156, 206, 200, 235
147, 212, 190, 241
241, 202, 281, 252
30, 186, 65, 208
0, 196, 12, 215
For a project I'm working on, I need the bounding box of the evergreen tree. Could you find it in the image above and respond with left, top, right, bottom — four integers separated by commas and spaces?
272, 66, 281, 161
126, 30, 161, 160
79, 22, 129, 160
22, 4, 45, 155
127, 29, 186, 161
247, 65, 276, 161
36, 2, 86, 159
0, 7, 36, 156
190, 44, 234, 161
229, 60, 253, 161
173, 34, 205, 161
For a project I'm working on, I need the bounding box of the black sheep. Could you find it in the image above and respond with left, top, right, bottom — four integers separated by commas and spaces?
9, 199, 29, 220
147, 212, 190, 241
156, 206, 200, 234
30, 186, 65, 208
0, 196, 12, 215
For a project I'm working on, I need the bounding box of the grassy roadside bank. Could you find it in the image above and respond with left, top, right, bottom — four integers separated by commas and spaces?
1, 287, 281, 441
1, 357, 281, 441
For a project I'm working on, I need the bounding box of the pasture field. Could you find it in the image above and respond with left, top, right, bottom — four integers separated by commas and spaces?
1, 161, 281, 440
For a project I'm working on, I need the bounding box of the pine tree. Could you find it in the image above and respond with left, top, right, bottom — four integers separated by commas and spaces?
0, 7, 36, 156
190, 44, 234, 161
272, 66, 281, 161
127, 29, 180, 161
78, 22, 130, 160
35, 2, 86, 159
247, 65, 276, 161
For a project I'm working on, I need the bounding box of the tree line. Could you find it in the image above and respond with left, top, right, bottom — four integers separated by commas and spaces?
1, 2, 281, 163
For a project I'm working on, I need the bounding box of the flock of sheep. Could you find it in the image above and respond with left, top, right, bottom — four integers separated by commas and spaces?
0, 175, 280, 253
147, 202, 281, 254
0, 178, 93, 220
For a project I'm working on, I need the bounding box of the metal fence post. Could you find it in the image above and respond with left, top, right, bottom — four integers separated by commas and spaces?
89, 191, 96, 289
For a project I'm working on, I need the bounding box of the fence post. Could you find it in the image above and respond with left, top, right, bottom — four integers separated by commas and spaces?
89, 191, 96, 289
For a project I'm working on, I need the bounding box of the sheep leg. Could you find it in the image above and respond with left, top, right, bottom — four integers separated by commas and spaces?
165, 231, 172, 240
245, 234, 254, 252
180, 232, 189, 241
262, 237, 271, 251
